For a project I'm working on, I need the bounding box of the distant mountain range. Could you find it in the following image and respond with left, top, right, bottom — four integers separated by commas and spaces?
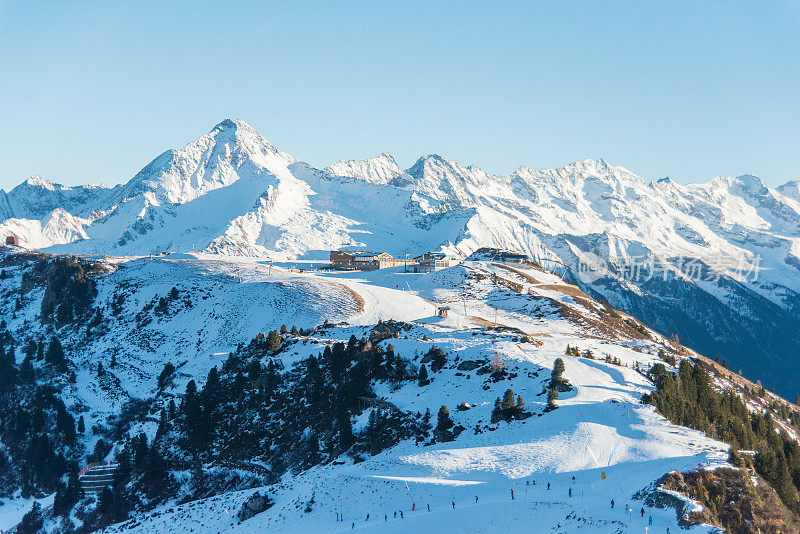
1, 119, 799, 396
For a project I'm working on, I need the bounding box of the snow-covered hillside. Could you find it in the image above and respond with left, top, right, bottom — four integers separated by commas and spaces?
0, 119, 798, 396
2, 248, 798, 533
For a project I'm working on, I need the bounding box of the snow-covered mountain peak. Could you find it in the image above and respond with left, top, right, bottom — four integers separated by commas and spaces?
404, 154, 502, 203
702, 173, 768, 193
208, 118, 294, 164
21, 175, 57, 190
778, 180, 800, 202
407, 153, 458, 173
117, 119, 297, 205
513, 159, 646, 200
325, 152, 407, 185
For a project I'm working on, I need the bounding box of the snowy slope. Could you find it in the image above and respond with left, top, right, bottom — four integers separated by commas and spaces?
324, 153, 412, 187
0, 250, 734, 533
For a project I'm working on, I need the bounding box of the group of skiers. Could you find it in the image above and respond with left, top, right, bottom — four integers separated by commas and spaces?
612, 499, 654, 527
344, 477, 668, 530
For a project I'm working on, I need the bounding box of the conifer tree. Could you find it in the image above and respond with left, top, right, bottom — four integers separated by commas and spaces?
502, 388, 516, 410
266, 330, 282, 352
45, 337, 66, 370
183, 380, 203, 449
56, 402, 76, 444
551, 358, 565, 385
436, 405, 454, 431
336, 408, 354, 451
546, 388, 558, 411
435, 405, 455, 442
158, 361, 175, 390
0, 344, 16, 393
17, 501, 43, 534
418, 364, 429, 386
77, 415, 85, 434
427, 346, 447, 372
143, 446, 168, 498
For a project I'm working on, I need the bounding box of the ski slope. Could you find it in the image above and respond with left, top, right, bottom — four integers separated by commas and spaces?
34, 256, 727, 534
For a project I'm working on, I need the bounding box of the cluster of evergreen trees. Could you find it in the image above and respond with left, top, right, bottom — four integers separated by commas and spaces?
491, 388, 528, 423
150, 331, 427, 489
246, 324, 305, 354
657, 348, 676, 366
20, 254, 100, 327
644, 360, 800, 514
0, 325, 81, 500
417, 346, 449, 387
564, 345, 593, 359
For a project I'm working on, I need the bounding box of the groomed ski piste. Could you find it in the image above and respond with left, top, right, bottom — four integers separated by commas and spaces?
0, 253, 721, 534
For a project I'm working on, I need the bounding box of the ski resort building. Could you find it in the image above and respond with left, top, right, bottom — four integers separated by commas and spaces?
4, 235, 19, 246
413, 252, 460, 272
329, 250, 414, 271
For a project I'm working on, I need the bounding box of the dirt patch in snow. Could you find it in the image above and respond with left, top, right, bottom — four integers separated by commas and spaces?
336, 282, 365, 313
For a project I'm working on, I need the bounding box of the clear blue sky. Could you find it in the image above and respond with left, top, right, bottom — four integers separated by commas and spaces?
1, 1, 799, 190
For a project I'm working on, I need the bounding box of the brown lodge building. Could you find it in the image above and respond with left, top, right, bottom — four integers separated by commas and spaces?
329, 250, 463, 272
329, 250, 415, 271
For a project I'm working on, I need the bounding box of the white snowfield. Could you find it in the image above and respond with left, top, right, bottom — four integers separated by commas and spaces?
0, 255, 721, 534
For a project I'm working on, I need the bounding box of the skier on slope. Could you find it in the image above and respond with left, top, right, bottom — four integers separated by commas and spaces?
611, 498, 614, 508
451, 501, 455, 509
475, 495, 478, 503
511, 489, 514, 500
568, 487, 572, 497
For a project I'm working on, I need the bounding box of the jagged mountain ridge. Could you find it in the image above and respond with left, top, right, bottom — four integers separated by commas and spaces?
0, 119, 799, 395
